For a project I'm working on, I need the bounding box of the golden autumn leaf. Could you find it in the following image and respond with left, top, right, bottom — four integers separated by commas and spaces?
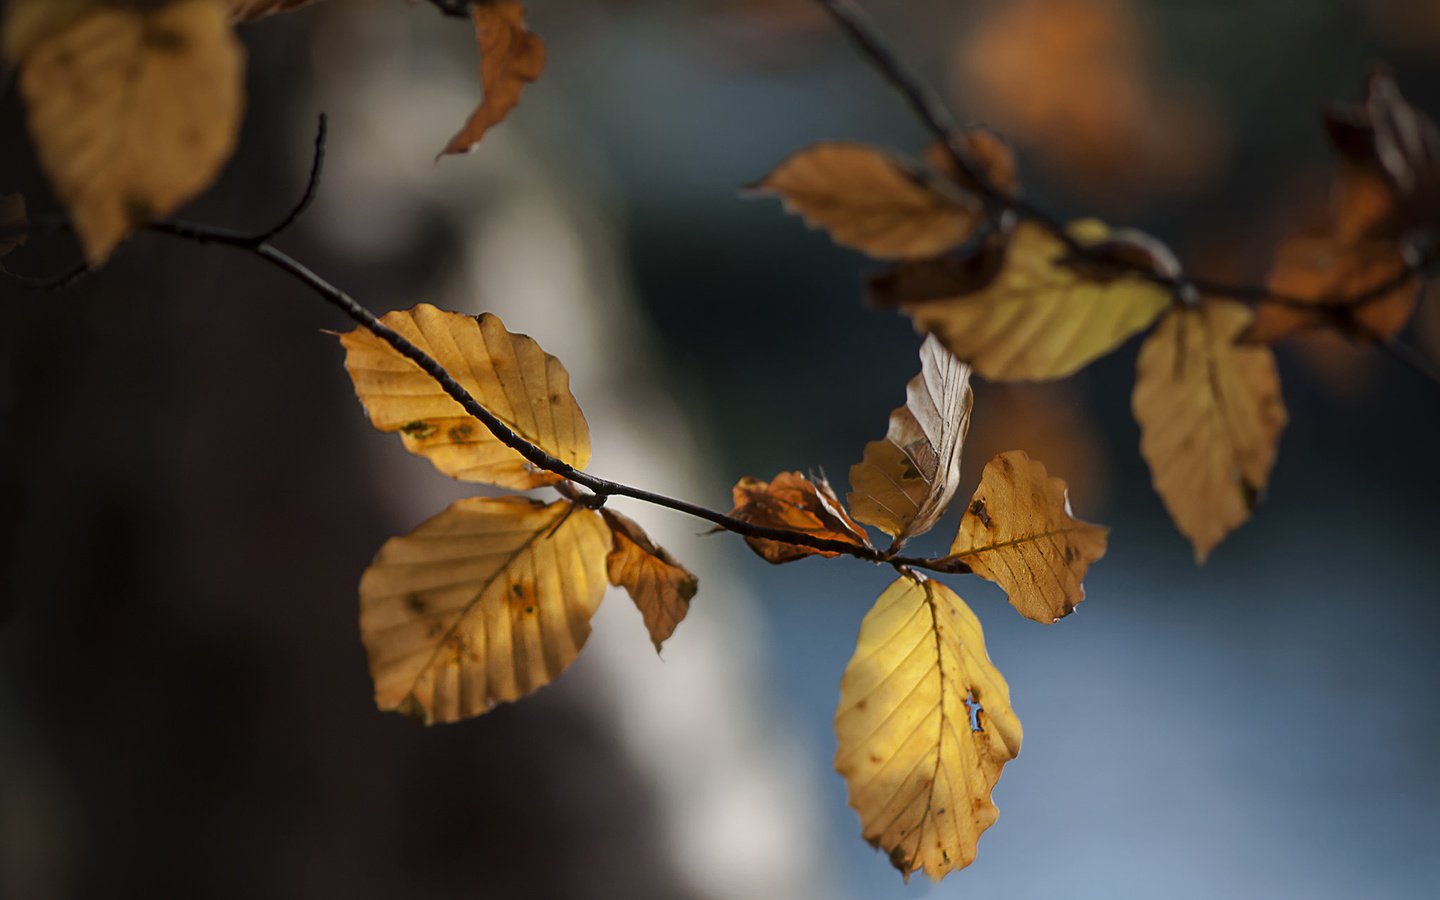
0, 194, 25, 258
1134, 300, 1287, 563
878, 220, 1173, 380
849, 334, 973, 548
360, 496, 610, 725
441, 0, 546, 156
1, 0, 94, 62
946, 451, 1107, 623
601, 509, 697, 652
728, 471, 871, 564
339, 304, 590, 491
835, 576, 1021, 882
752, 142, 985, 260
17, 0, 244, 265
228, 0, 320, 21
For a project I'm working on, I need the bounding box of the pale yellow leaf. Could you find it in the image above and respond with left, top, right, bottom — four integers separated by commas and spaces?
894, 220, 1172, 380
360, 496, 610, 725
947, 451, 1108, 623
753, 142, 984, 260
848, 334, 973, 547
728, 471, 872, 564
1133, 300, 1288, 562
836, 576, 1021, 882
442, 0, 546, 156
601, 509, 697, 652
18, 0, 244, 265
228, 0, 321, 21
339, 304, 590, 491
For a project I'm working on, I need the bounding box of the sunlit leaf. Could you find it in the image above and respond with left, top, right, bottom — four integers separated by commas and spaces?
360, 496, 609, 725
339, 304, 590, 490
946, 451, 1107, 623
835, 576, 1021, 882
1134, 300, 1287, 562
228, 0, 320, 21
728, 471, 871, 564
441, 0, 545, 156
876, 220, 1173, 380
601, 509, 697, 652
17, 0, 244, 265
753, 142, 984, 259
848, 334, 972, 547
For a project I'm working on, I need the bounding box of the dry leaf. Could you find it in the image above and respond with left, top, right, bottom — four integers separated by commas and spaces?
924, 127, 1021, 199
601, 509, 697, 652
339, 304, 590, 491
1134, 300, 1287, 562
835, 576, 1021, 882
360, 496, 610, 725
753, 142, 984, 259
728, 471, 871, 564
0, 194, 26, 257
228, 0, 320, 21
946, 451, 1107, 623
441, 0, 546, 156
18, 0, 244, 265
1250, 234, 1416, 342
880, 220, 1172, 380
848, 334, 973, 548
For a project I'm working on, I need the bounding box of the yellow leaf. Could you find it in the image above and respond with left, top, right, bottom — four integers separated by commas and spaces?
339, 304, 590, 490
887, 220, 1173, 380
1133, 300, 1288, 562
835, 576, 1021, 882
601, 509, 697, 652
752, 142, 983, 260
18, 0, 244, 265
848, 335, 973, 548
728, 471, 872, 564
441, 0, 546, 156
360, 496, 609, 725
228, 0, 321, 21
947, 451, 1108, 623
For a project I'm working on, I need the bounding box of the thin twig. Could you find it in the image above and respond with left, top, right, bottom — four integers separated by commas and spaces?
422, 0, 474, 20
0, 263, 89, 291
251, 114, 328, 246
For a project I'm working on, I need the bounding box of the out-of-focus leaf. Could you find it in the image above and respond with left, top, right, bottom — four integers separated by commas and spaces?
0, 194, 26, 257
339, 304, 590, 490
360, 496, 609, 725
1134, 300, 1287, 562
1, 0, 95, 62
728, 471, 871, 564
1250, 234, 1416, 342
753, 141, 986, 259
601, 509, 697, 652
17, 0, 244, 265
228, 0, 320, 21
441, 0, 545, 156
877, 220, 1172, 380
835, 576, 1021, 882
923, 127, 1021, 199
946, 451, 1107, 622
848, 335, 973, 548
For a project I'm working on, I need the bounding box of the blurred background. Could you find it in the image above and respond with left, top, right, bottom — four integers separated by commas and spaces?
3, 0, 1440, 897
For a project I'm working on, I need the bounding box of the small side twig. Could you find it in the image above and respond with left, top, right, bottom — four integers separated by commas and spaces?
251, 113, 328, 246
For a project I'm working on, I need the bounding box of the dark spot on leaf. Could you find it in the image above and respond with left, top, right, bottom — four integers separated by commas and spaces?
888, 847, 911, 872
141, 24, 187, 53
968, 498, 993, 528
405, 594, 427, 614
400, 420, 438, 439
448, 423, 474, 442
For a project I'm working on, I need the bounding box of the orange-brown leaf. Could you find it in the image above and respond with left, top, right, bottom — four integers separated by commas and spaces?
728, 471, 871, 564
1250, 234, 1417, 343
18, 0, 244, 265
753, 142, 986, 260
338, 305, 590, 490
360, 496, 610, 725
441, 0, 546, 156
601, 509, 697, 652
946, 451, 1107, 623
848, 335, 973, 547
923, 127, 1021, 199
1134, 300, 1287, 562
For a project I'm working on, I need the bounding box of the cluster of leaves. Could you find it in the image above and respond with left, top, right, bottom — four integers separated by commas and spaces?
753, 69, 1438, 562
2, 0, 542, 264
